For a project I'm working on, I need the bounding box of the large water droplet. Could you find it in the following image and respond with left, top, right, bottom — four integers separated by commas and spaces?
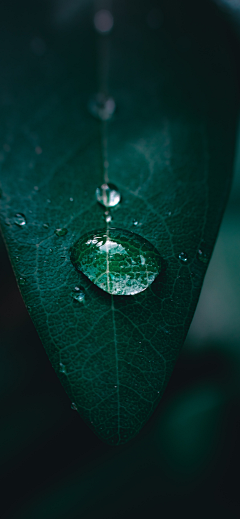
88, 93, 116, 121
178, 252, 188, 263
96, 183, 121, 208
197, 249, 209, 264
55, 228, 68, 237
71, 228, 162, 296
14, 213, 26, 227
71, 286, 85, 303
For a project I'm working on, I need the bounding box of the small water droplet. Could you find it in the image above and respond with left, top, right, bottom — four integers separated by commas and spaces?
55, 228, 68, 237
19, 277, 26, 285
71, 228, 162, 296
69, 197, 74, 202
178, 252, 188, 263
133, 219, 138, 226
71, 402, 78, 411
105, 214, 112, 223
59, 362, 67, 374
88, 93, 116, 121
168, 211, 172, 216
14, 213, 27, 227
43, 223, 49, 229
49, 248, 53, 253
96, 183, 121, 208
71, 286, 85, 303
15, 256, 19, 262
94, 9, 114, 34
197, 249, 209, 264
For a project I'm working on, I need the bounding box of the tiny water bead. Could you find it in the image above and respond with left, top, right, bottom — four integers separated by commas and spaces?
178, 252, 188, 263
96, 183, 121, 208
55, 228, 68, 237
88, 93, 116, 121
197, 249, 209, 264
71, 286, 85, 303
71, 228, 162, 296
43, 223, 49, 229
59, 362, 67, 374
19, 277, 26, 285
71, 402, 78, 411
14, 213, 26, 227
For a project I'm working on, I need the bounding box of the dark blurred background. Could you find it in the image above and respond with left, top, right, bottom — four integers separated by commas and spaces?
1, 0, 240, 517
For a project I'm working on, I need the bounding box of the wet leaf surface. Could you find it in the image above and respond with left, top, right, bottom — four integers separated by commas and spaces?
0, 0, 238, 443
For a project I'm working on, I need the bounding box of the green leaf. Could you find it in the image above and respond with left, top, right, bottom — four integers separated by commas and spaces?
0, 0, 238, 444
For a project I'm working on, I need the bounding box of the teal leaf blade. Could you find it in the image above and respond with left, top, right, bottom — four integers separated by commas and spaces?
0, 0, 238, 444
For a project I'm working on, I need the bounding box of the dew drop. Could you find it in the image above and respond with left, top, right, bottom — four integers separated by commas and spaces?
55, 228, 68, 237
132, 219, 138, 226
69, 197, 74, 202
14, 213, 27, 227
71, 402, 78, 411
197, 249, 209, 264
96, 183, 121, 208
71, 286, 85, 303
88, 93, 116, 121
71, 228, 162, 296
43, 223, 49, 229
94, 9, 114, 34
178, 252, 188, 263
59, 362, 67, 374
49, 248, 53, 253
105, 214, 112, 223
19, 277, 26, 285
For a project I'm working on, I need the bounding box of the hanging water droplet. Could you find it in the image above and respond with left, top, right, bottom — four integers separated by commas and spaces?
88, 93, 116, 121
96, 183, 121, 208
19, 277, 26, 285
94, 9, 114, 34
105, 214, 112, 223
43, 223, 49, 229
59, 362, 67, 374
71, 228, 162, 296
14, 213, 26, 227
55, 228, 68, 237
178, 252, 188, 263
71, 286, 85, 303
197, 249, 209, 264
71, 402, 78, 411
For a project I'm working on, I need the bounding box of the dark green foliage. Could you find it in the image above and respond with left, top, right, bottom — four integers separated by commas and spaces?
0, 0, 238, 444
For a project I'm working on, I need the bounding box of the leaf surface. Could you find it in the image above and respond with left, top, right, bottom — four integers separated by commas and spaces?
0, 0, 238, 444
